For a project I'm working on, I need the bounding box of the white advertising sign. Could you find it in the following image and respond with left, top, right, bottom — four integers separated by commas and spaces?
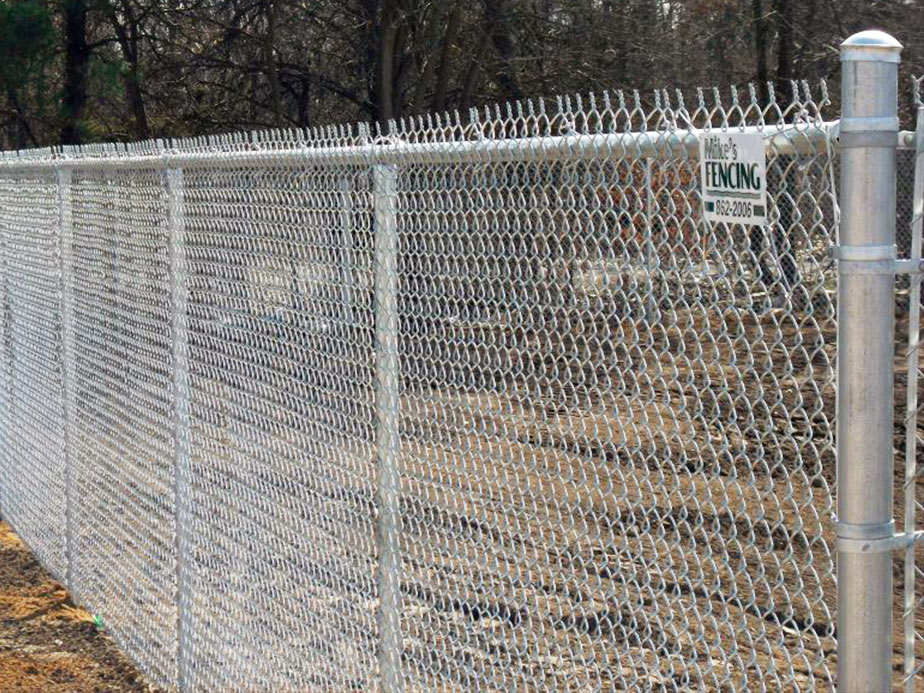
700, 131, 767, 226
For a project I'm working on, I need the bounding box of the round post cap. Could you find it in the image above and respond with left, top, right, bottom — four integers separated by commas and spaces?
841, 30, 903, 63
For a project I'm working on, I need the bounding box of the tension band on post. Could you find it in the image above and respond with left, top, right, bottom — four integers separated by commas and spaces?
830, 244, 924, 275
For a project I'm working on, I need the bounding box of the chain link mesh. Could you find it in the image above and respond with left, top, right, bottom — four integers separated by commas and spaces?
0, 167, 67, 581
390, 87, 837, 691
0, 79, 915, 690
69, 166, 178, 683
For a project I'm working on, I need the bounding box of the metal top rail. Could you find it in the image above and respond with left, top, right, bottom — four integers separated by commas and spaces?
0, 122, 858, 172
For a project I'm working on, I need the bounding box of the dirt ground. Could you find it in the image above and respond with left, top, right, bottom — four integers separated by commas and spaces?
0, 520, 158, 692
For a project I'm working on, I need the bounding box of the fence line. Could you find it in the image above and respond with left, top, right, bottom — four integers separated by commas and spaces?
0, 38, 921, 692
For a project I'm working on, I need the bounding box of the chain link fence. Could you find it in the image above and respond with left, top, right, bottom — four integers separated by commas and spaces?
0, 73, 918, 690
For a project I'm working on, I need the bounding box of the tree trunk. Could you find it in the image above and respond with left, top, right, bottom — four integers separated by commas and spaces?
6, 87, 37, 149
431, 5, 461, 113
263, 0, 284, 127
482, 0, 522, 101
752, 0, 770, 107
296, 72, 311, 129
115, 2, 151, 140
122, 67, 150, 139
60, 0, 89, 145
409, 3, 448, 113
106, 3, 150, 140
390, 17, 409, 119
774, 0, 794, 105
373, 0, 401, 125
460, 28, 491, 115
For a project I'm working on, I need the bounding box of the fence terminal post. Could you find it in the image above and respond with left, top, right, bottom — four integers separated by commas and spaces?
836, 29, 902, 692
372, 163, 403, 693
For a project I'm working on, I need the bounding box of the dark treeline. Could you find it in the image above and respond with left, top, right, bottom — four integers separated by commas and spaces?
1, 0, 922, 149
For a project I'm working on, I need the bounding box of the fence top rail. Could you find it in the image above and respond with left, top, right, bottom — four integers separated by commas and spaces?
0, 122, 849, 173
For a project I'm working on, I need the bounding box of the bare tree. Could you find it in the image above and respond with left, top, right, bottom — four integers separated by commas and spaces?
482, 0, 522, 101
0, 0, 916, 146
752, 0, 770, 105
105, 0, 152, 139
262, 0, 284, 127
773, 0, 794, 103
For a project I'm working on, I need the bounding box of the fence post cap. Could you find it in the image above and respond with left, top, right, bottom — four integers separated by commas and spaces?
840, 30, 902, 63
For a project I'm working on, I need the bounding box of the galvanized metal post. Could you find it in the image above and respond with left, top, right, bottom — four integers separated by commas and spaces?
0, 180, 10, 513
904, 91, 924, 693
372, 163, 403, 693
166, 162, 191, 691
836, 30, 902, 692
56, 163, 77, 594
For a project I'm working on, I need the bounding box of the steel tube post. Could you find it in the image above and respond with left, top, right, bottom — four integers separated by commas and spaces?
166, 163, 191, 691
372, 163, 403, 693
836, 30, 902, 692
0, 183, 10, 514
56, 165, 77, 594
904, 93, 924, 692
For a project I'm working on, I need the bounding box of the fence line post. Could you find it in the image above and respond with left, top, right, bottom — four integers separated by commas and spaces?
904, 88, 924, 693
56, 162, 77, 593
836, 30, 902, 692
372, 162, 403, 693
166, 161, 191, 691
0, 178, 10, 513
